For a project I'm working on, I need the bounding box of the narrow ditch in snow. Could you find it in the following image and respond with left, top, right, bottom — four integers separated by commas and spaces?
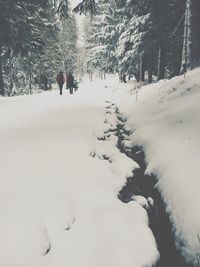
100, 103, 194, 267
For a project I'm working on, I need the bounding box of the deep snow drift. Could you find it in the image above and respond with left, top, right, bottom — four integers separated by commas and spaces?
0, 79, 158, 267
116, 68, 200, 263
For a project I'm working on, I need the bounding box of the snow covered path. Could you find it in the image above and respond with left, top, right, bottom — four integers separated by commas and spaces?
0, 80, 158, 267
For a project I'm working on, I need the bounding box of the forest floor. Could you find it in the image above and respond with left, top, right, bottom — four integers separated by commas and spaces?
0, 69, 200, 267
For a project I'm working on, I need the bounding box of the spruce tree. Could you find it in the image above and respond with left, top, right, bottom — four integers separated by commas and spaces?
0, 0, 70, 95
60, 13, 78, 75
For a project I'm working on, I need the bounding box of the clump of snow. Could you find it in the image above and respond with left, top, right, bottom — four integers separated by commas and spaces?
116, 68, 200, 262
91, 103, 139, 194
131, 195, 149, 210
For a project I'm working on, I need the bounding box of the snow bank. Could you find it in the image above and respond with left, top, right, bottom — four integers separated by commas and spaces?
116, 68, 200, 262
0, 78, 158, 267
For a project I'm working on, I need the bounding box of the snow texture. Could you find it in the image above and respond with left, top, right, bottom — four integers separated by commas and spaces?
0, 77, 158, 267
116, 68, 200, 263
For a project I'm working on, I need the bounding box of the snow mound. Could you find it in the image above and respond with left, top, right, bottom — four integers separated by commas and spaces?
117, 68, 200, 262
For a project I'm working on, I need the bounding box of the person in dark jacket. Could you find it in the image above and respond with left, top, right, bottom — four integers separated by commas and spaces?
66, 72, 75, 94
56, 71, 65, 95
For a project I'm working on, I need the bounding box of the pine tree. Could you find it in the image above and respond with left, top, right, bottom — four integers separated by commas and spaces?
73, 0, 96, 15
60, 13, 78, 75
181, 0, 200, 71
0, 0, 70, 96
36, 1, 64, 89
116, 0, 152, 82
85, 0, 122, 77
82, 0, 200, 82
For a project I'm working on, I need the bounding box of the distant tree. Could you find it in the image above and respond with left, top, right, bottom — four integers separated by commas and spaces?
181, 0, 200, 72
85, 0, 122, 79
73, 0, 96, 15
0, 0, 47, 95
60, 14, 78, 75
192, 0, 200, 67
0, 0, 73, 95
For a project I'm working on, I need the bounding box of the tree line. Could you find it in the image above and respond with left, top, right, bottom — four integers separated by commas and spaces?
0, 0, 78, 96
84, 0, 200, 83
0, 0, 199, 96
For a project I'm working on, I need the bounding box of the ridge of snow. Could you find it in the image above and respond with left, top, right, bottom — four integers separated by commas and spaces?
116, 68, 200, 262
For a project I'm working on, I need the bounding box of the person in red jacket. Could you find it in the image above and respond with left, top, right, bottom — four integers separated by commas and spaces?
56, 71, 65, 95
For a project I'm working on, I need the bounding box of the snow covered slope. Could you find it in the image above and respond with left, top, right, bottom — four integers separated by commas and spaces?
116, 68, 200, 263
0, 79, 158, 267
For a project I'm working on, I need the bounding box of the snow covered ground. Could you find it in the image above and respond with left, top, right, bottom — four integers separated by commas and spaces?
0, 79, 158, 267
2, 68, 199, 266
116, 68, 200, 263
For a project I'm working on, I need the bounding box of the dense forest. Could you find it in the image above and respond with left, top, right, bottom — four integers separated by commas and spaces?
84, 0, 200, 82
0, 0, 77, 96
0, 0, 200, 96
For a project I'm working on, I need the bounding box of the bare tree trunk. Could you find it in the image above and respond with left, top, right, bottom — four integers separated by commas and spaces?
122, 74, 127, 83
134, 72, 140, 82
29, 56, 32, 94
38, 57, 42, 89
0, 49, 5, 96
90, 71, 93, 82
158, 42, 165, 80
148, 54, 153, 83
119, 71, 123, 82
181, 0, 193, 73
187, 0, 192, 69
140, 54, 145, 82
119, 71, 126, 83
148, 69, 153, 83
181, 2, 188, 69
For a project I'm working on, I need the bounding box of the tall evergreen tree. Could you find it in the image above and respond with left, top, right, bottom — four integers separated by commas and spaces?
0, 0, 47, 95
0, 0, 69, 95
85, 0, 122, 77
60, 14, 78, 75
73, 0, 96, 15
181, 0, 200, 71
0, 0, 70, 95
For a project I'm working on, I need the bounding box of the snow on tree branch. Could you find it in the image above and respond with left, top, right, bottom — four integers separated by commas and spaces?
73, 0, 96, 15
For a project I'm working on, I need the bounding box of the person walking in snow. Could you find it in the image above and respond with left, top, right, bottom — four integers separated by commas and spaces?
56, 71, 65, 95
66, 72, 75, 95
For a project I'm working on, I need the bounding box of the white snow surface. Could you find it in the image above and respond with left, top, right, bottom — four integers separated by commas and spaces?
116, 68, 200, 262
0, 78, 158, 267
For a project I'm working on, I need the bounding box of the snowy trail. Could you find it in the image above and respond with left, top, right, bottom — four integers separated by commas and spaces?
0, 81, 158, 267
